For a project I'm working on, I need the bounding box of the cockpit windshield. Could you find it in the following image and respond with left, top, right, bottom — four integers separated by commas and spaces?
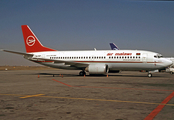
154, 54, 163, 58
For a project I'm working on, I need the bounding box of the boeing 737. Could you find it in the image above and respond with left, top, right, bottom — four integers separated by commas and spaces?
3, 25, 172, 77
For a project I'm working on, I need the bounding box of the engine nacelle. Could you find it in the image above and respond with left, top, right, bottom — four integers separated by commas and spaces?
86, 64, 108, 74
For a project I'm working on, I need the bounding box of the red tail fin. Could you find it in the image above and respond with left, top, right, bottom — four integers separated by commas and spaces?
21, 25, 56, 53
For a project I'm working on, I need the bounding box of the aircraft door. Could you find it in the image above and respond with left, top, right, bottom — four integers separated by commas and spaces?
41, 54, 46, 62
142, 53, 147, 62
42, 54, 45, 58
147, 53, 153, 62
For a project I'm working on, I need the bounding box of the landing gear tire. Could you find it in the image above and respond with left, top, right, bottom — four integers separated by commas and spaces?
148, 73, 152, 78
170, 72, 174, 74
79, 71, 86, 76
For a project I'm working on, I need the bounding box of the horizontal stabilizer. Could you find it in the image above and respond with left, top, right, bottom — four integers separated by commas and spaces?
3, 49, 33, 56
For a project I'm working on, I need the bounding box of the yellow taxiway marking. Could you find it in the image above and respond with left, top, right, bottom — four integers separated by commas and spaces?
39, 96, 174, 106
0, 93, 44, 98
20, 94, 45, 98
1, 93, 174, 106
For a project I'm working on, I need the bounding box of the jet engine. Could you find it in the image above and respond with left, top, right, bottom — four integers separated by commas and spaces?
86, 64, 109, 74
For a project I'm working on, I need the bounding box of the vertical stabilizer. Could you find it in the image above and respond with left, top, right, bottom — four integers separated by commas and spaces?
109, 43, 119, 50
21, 25, 56, 53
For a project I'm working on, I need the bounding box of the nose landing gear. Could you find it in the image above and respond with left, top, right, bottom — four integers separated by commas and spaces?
147, 73, 152, 78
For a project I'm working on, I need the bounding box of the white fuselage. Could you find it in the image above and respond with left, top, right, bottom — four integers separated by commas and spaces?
26, 50, 172, 72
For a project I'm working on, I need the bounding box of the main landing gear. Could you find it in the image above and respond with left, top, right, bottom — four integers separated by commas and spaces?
79, 71, 86, 76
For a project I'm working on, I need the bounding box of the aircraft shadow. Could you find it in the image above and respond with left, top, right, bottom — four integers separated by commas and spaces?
19, 72, 164, 78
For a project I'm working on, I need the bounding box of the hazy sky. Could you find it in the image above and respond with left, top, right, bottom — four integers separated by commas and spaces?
0, 0, 174, 66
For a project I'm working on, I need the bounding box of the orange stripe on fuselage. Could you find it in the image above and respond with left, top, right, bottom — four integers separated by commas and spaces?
34, 60, 161, 64
35, 61, 54, 63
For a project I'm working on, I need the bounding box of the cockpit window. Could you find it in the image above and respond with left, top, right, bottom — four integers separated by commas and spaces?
154, 54, 163, 58
158, 54, 163, 58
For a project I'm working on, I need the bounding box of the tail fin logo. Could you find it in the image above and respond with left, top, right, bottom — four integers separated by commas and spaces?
26, 36, 35, 46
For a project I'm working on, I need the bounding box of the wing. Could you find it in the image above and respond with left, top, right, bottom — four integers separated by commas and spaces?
39, 58, 89, 68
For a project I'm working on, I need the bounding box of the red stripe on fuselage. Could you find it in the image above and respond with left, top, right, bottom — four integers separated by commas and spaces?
34, 60, 161, 64
35, 61, 54, 63
74, 61, 161, 64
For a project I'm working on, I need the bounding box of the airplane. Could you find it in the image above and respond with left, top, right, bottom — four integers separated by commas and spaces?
3, 25, 172, 77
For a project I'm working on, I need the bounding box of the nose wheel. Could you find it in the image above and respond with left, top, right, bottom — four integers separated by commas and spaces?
147, 73, 152, 78
79, 71, 86, 76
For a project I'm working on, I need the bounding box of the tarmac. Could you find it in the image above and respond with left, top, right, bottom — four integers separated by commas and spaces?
0, 69, 174, 120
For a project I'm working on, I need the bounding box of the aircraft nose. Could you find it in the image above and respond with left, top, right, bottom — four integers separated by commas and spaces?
164, 59, 173, 67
